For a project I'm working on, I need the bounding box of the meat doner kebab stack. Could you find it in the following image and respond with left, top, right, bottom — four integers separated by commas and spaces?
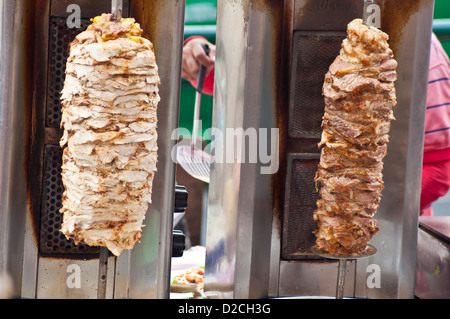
313, 19, 398, 255
59, 14, 160, 256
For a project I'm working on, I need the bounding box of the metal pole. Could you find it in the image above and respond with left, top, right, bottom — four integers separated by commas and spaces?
336, 259, 347, 299
112, 0, 123, 20
97, 247, 109, 299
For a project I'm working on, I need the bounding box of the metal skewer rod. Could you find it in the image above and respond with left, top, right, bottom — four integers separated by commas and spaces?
311, 244, 377, 299
112, 0, 123, 21
363, 0, 381, 28
363, 0, 375, 25
336, 259, 348, 299
97, 247, 109, 299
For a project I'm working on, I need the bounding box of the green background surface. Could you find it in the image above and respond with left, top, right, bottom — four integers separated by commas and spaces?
433, 0, 450, 54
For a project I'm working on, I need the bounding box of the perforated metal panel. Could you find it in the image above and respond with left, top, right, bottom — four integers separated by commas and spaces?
288, 31, 346, 138
40, 145, 99, 254
39, 17, 97, 254
46, 17, 91, 127
281, 153, 321, 260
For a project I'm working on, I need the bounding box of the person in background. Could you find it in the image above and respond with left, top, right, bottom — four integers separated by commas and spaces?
178, 36, 216, 247
181, 36, 216, 95
420, 33, 450, 216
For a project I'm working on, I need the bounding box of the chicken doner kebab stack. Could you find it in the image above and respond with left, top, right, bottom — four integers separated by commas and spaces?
59, 14, 160, 256
313, 19, 398, 255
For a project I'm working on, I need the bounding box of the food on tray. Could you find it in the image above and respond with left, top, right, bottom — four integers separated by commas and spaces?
171, 267, 204, 296
172, 267, 204, 289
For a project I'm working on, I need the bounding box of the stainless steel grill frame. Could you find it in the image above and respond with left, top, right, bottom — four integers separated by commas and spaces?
0, 0, 185, 299
40, 15, 96, 255
204, 0, 435, 299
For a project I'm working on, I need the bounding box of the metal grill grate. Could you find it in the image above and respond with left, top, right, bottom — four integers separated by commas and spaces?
288, 31, 346, 138
281, 154, 321, 260
46, 17, 91, 128
39, 16, 98, 254
39, 145, 99, 254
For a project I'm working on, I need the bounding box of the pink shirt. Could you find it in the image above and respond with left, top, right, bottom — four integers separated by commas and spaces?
423, 33, 450, 163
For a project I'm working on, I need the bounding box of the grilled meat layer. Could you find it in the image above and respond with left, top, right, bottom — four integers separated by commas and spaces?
314, 19, 397, 255
60, 14, 160, 256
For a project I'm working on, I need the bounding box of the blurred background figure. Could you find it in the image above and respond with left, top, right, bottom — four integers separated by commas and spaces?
420, 33, 450, 216
182, 36, 216, 95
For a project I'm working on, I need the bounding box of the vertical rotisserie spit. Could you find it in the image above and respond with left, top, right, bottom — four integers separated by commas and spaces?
313, 19, 398, 255
59, 14, 160, 256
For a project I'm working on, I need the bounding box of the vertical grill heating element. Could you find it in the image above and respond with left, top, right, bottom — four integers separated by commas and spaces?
40, 17, 95, 254
39, 17, 95, 255
282, 31, 345, 260
288, 31, 346, 139
46, 17, 92, 128
40, 145, 99, 254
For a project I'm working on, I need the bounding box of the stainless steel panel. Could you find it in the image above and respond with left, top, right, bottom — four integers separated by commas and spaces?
204, 0, 282, 299
365, 0, 434, 299
36, 257, 115, 298
204, 0, 254, 298
206, 0, 434, 300
0, 0, 38, 298
128, 0, 185, 299
278, 260, 356, 297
